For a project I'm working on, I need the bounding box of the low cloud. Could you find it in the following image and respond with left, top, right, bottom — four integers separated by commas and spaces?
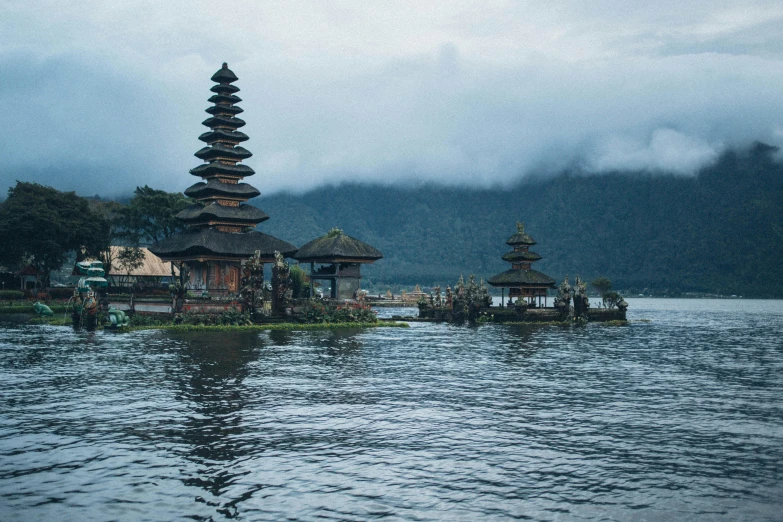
1, 1, 782, 196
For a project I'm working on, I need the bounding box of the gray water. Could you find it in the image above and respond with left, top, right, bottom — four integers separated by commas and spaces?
1, 299, 781, 521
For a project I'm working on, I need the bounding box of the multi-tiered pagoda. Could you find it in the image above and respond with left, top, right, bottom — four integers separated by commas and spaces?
150, 63, 296, 294
488, 222, 555, 307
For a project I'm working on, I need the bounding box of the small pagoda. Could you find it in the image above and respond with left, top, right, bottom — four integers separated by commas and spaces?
488, 222, 555, 306
150, 63, 296, 294
294, 229, 382, 300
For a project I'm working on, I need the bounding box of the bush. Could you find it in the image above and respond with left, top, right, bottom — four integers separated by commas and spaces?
299, 301, 377, 324
48, 287, 75, 299
0, 290, 24, 300
173, 307, 253, 326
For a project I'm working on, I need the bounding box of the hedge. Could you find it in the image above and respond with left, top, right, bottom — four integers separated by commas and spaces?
0, 290, 24, 300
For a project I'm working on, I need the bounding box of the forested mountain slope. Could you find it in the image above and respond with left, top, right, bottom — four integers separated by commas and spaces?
255, 144, 783, 297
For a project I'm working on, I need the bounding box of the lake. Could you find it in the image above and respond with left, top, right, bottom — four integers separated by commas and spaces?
1, 299, 781, 521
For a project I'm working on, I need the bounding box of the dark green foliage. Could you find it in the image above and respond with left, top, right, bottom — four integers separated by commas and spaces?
290, 265, 308, 298
0, 182, 110, 286
0, 290, 24, 300
591, 277, 612, 296
258, 144, 783, 297
299, 300, 378, 323
114, 185, 190, 245
173, 307, 253, 326
603, 291, 621, 309
47, 288, 75, 299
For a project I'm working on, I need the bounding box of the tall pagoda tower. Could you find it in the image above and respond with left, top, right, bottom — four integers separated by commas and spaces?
150, 63, 296, 295
488, 222, 555, 307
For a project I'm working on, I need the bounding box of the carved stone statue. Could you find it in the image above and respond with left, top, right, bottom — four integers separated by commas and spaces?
240, 250, 265, 317
271, 251, 292, 315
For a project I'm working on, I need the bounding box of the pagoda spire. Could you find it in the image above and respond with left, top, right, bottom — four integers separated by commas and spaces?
181, 63, 266, 232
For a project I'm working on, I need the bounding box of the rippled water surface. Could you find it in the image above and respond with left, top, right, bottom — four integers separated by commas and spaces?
1, 299, 782, 521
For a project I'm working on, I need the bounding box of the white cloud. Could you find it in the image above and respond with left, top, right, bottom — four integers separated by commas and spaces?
0, 1, 782, 195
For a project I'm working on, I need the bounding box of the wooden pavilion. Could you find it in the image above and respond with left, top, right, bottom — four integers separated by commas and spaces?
150, 63, 296, 294
488, 222, 556, 307
294, 229, 382, 300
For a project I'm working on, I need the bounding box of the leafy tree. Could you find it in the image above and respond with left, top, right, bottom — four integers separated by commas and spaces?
0, 182, 110, 287
590, 277, 613, 306
114, 185, 190, 245
116, 246, 146, 288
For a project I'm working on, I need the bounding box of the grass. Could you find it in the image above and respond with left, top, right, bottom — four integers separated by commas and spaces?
0, 304, 70, 314
128, 321, 409, 332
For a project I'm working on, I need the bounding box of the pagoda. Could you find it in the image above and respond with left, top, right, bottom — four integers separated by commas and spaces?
150, 63, 296, 295
488, 222, 555, 307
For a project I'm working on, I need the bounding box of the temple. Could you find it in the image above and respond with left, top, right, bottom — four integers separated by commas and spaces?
294, 229, 382, 300
488, 222, 555, 306
150, 64, 296, 294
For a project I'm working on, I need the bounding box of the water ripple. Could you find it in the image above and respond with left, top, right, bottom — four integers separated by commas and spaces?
1, 299, 782, 521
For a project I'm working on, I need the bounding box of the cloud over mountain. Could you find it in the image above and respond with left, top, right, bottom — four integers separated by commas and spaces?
1, 1, 782, 196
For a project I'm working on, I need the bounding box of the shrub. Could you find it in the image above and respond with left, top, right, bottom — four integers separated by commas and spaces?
0, 290, 24, 300
48, 287, 76, 299
298, 300, 377, 324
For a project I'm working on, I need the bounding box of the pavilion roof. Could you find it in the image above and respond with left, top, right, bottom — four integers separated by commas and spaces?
294, 229, 382, 263
488, 269, 555, 288
107, 247, 179, 277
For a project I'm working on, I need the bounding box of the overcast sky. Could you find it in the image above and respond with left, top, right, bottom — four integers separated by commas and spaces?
1, 0, 782, 197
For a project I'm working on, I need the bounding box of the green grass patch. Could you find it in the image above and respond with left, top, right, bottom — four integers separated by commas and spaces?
0, 304, 69, 314
127, 321, 409, 333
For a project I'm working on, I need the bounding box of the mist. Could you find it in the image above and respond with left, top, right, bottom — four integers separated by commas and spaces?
1, 1, 782, 197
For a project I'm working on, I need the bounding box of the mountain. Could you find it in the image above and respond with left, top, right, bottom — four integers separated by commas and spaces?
255, 144, 783, 297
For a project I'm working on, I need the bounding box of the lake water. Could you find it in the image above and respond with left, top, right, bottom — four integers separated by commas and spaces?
1, 299, 781, 521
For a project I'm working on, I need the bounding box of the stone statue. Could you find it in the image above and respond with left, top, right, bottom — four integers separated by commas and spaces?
271, 251, 292, 314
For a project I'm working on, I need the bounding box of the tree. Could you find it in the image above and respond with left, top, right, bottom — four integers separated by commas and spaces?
0, 182, 110, 287
116, 246, 146, 289
290, 264, 308, 298
114, 185, 191, 245
590, 277, 613, 308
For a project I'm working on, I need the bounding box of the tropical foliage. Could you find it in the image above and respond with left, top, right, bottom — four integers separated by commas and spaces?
0, 182, 110, 286
299, 300, 378, 323
259, 143, 783, 297
113, 185, 190, 245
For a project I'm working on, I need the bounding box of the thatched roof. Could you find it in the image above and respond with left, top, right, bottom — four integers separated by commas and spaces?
488, 269, 555, 288
211, 63, 239, 84
176, 202, 268, 225
202, 115, 246, 129
195, 144, 252, 162
198, 129, 248, 144
149, 228, 297, 260
501, 250, 542, 262
208, 94, 242, 105
184, 180, 260, 200
107, 247, 179, 277
205, 104, 243, 116
294, 229, 382, 263
210, 83, 239, 95
190, 161, 255, 178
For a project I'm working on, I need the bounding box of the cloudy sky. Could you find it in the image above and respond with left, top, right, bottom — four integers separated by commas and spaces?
1, 0, 782, 196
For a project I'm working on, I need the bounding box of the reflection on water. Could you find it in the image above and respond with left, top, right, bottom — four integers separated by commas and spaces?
1, 299, 782, 521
